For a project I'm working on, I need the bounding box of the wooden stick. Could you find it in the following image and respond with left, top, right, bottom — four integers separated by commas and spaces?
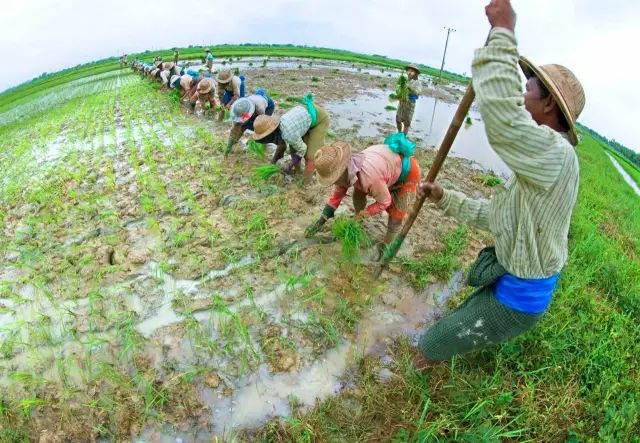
374, 83, 476, 278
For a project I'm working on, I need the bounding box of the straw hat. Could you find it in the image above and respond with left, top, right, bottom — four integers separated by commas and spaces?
198, 78, 213, 94
163, 62, 175, 71
205, 48, 211, 52
405, 63, 421, 75
252, 115, 280, 140
314, 142, 352, 186
217, 69, 233, 84
519, 56, 585, 146
231, 98, 256, 124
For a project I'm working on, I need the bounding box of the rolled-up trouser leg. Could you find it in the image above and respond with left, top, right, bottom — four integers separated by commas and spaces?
418, 287, 543, 361
384, 214, 403, 244
226, 124, 244, 155
302, 105, 330, 168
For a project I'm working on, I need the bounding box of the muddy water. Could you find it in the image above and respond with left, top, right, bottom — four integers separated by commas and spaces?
182, 57, 396, 78
135, 271, 464, 441
606, 153, 640, 196
326, 89, 512, 178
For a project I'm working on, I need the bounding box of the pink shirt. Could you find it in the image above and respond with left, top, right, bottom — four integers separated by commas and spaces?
327, 145, 402, 216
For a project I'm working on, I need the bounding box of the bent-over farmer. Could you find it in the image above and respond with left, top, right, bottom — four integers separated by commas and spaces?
396, 63, 421, 135
195, 78, 217, 114
413, 0, 586, 366
225, 90, 276, 156
251, 94, 330, 184
216, 69, 246, 120
305, 134, 420, 244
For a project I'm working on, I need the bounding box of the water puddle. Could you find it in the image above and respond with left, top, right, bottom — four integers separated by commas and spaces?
326, 89, 511, 178
606, 153, 640, 196
140, 270, 465, 440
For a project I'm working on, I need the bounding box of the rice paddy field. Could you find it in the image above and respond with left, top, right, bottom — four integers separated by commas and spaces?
0, 50, 639, 442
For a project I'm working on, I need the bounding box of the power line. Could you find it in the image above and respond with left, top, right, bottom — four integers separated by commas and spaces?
438, 27, 456, 80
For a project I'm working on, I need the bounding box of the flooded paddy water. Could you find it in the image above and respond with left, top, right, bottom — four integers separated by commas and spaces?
0, 59, 503, 440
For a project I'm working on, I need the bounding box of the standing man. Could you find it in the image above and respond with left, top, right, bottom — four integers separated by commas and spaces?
173, 49, 179, 65
251, 94, 330, 184
216, 69, 246, 121
396, 64, 422, 135
413, 0, 586, 366
225, 90, 276, 156
205, 48, 214, 72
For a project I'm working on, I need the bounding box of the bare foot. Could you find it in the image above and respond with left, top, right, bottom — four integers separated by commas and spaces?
411, 347, 440, 371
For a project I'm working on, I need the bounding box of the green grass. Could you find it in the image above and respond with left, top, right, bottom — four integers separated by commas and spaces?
384, 105, 397, 111
401, 225, 469, 288
255, 134, 640, 441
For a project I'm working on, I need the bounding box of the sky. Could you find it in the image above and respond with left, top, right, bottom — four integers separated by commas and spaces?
1, 0, 638, 151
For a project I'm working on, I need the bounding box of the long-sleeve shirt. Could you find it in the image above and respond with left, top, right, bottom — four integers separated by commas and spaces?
279, 106, 312, 154
217, 76, 241, 102
327, 145, 402, 216
437, 28, 579, 279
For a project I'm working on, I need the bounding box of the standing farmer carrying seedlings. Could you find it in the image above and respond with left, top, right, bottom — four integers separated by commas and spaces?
225, 89, 276, 156
305, 133, 420, 244
413, 0, 585, 367
205, 48, 214, 72
396, 63, 422, 135
251, 93, 331, 184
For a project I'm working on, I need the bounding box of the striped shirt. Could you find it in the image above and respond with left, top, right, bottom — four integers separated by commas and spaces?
279, 106, 312, 154
437, 28, 579, 279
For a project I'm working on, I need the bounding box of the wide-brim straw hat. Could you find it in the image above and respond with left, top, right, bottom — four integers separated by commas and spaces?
150, 68, 159, 77
198, 79, 213, 94
163, 62, 175, 71
405, 63, 421, 75
519, 56, 585, 146
217, 69, 233, 84
252, 115, 280, 140
315, 142, 352, 186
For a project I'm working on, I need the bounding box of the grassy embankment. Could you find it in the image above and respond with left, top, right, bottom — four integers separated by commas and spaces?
255, 134, 640, 442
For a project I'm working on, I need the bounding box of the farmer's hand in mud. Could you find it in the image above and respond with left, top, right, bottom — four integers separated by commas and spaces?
485, 0, 516, 32
354, 210, 369, 221
305, 217, 326, 237
417, 181, 444, 203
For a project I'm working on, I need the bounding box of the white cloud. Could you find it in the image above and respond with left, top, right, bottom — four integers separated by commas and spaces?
0, 0, 638, 151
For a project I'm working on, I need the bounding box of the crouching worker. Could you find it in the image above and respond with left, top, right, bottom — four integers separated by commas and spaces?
413, 0, 585, 367
251, 93, 330, 183
304, 133, 420, 243
195, 78, 217, 114
225, 89, 276, 156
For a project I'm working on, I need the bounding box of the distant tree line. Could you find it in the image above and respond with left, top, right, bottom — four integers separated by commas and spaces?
577, 123, 640, 168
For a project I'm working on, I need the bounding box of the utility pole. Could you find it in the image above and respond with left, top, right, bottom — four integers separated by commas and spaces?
438, 27, 456, 81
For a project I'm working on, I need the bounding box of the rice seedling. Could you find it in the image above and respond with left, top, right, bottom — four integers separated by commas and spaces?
253, 164, 281, 182
247, 139, 266, 157
385, 105, 397, 111
311, 76, 321, 82
331, 217, 370, 261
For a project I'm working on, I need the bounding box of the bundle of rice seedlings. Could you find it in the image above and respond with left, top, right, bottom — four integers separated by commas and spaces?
247, 140, 266, 157
395, 73, 409, 102
253, 164, 281, 181
332, 217, 370, 261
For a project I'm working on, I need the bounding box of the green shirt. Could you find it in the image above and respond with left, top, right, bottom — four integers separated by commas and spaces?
437, 28, 579, 279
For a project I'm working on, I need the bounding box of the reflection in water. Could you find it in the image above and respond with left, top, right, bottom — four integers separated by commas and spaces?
606, 153, 640, 196
326, 89, 512, 178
